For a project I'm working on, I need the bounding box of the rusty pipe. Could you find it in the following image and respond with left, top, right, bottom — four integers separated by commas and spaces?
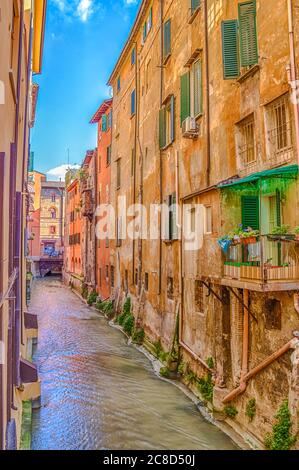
287, 0, 299, 164
241, 289, 249, 381
223, 337, 298, 404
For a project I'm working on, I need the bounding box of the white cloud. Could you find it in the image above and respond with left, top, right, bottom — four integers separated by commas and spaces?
51, 0, 97, 22
125, 0, 138, 4
77, 0, 93, 22
46, 164, 80, 181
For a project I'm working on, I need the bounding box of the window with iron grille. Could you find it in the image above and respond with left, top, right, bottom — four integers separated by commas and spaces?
266, 94, 292, 156
144, 272, 149, 291
237, 114, 256, 165
194, 280, 204, 312
110, 266, 115, 288
167, 276, 174, 299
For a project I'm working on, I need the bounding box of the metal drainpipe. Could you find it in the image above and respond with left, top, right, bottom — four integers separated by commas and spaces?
0, 152, 5, 449
203, 0, 211, 187
93, 151, 97, 289
287, 0, 299, 165
136, 47, 143, 296
158, 0, 164, 296
132, 41, 138, 287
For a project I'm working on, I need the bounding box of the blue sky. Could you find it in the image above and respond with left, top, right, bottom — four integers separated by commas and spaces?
31, 0, 141, 180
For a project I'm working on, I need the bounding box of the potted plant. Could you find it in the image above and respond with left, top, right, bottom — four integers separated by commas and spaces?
269, 225, 294, 240
240, 227, 260, 245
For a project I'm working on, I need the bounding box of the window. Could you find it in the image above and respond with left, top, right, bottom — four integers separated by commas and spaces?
265, 299, 281, 330
102, 114, 107, 132
50, 207, 57, 219
166, 193, 178, 240
167, 276, 174, 299
204, 206, 212, 234
116, 159, 121, 189
131, 89, 136, 116
106, 145, 112, 166
163, 19, 171, 61
105, 265, 109, 279
131, 47, 136, 66
180, 59, 202, 125
50, 225, 56, 234
266, 95, 292, 157
51, 193, 56, 202
144, 272, 149, 291
237, 114, 256, 165
110, 266, 115, 288
221, 1, 258, 79
194, 280, 204, 312
191, 0, 201, 15
116, 216, 122, 247
159, 96, 175, 149
117, 76, 121, 92
135, 268, 138, 286
105, 237, 109, 248
143, 7, 153, 43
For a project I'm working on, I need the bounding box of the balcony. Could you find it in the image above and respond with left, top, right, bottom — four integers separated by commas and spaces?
222, 235, 299, 291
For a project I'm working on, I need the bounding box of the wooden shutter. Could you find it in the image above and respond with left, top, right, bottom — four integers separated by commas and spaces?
172, 193, 178, 239
238, 1, 258, 67
163, 19, 171, 60
180, 72, 190, 126
191, 0, 200, 14
222, 20, 240, 79
170, 95, 175, 143
159, 106, 166, 149
241, 195, 259, 230
148, 7, 153, 30
102, 114, 107, 132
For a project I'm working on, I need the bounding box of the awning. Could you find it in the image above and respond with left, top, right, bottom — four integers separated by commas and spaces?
218, 165, 298, 189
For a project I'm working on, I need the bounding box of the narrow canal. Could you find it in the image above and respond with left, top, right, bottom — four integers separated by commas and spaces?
30, 277, 237, 450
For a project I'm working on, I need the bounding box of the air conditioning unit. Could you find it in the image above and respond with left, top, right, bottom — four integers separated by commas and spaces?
182, 117, 199, 138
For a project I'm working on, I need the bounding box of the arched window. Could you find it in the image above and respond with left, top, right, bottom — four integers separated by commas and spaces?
49, 207, 56, 219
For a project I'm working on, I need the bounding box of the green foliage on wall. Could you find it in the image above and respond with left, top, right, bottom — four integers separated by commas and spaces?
87, 290, 97, 305
245, 398, 256, 422
224, 405, 238, 419
265, 400, 297, 450
198, 373, 214, 403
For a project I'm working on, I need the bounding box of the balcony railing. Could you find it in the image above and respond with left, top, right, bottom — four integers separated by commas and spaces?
223, 235, 299, 288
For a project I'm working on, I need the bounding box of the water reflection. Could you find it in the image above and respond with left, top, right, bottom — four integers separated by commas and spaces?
31, 278, 237, 450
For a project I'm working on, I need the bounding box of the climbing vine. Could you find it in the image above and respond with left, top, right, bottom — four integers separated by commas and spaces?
265, 400, 297, 450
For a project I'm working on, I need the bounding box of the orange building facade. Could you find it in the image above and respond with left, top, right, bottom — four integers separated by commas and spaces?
90, 99, 113, 300
64, 177, 82, 282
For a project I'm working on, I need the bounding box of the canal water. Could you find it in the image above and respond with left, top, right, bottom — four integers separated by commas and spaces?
30, 277, 237, 450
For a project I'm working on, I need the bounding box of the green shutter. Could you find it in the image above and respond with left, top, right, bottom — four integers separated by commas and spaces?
170, 95, 175, 143
238, 1, 258, 67
191, 0, 200, 14
276, 190, 281, 226
143, 22, 147, 41
159, 107, 166, 149
172, 193, 178, 239
241, 195, 259, 230
222, 20, 240, 79
163, 19, 171, 60
180, 72, 190, 126
102, 114, 107, 132
131, 89, 136, 116
149, 7, 153, 30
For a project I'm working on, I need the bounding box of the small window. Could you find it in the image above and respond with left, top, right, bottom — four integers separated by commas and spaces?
106, 145, 112, 166
51, 193, 56, 202
145, 59, 151, 93
131, 47, 136, 66
191, 0, 201, 15
144, 272, 149, 291
110, 266, 115, 288
204, 206, 212, 234
194, 280, 204, 312
167, 193, 178, 240
116, 159, 121, 189
105, 237, 109, 248
116, 217, 122, 247
167, 276, 174, 299
117, 76, 121, 92
135, 268, 138, 286
105, 265, 109, 279
131, 89, 136, 116
163, 19, 171, 62
237, 114, 256, 165
107, 110, 112, 129
50, 225, 56, 234
265, 299, 281, 330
